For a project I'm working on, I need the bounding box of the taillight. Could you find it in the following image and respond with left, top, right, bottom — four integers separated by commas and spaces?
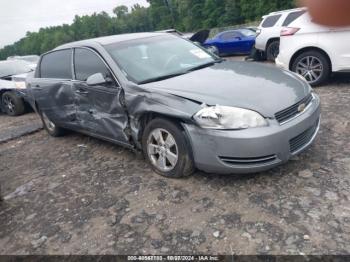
280, 27, 300, 36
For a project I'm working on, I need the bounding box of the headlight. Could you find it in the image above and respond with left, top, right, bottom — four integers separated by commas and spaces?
14, 81, 26, 89
193, 105, 268, 130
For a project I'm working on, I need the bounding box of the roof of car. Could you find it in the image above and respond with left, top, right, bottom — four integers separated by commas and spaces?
55, 32, 165, 50
266, 7, 306, 16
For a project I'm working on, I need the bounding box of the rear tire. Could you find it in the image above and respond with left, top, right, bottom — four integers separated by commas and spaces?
142, 118, 195, 178
2, 91, 26, 116
266, 40, 280, 62
291, 50, 330, 86
39, 110, 65, 137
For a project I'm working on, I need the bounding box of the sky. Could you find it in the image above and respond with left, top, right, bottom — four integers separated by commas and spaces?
0, 0, 149, 48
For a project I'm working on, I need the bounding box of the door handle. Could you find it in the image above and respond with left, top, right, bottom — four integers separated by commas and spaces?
34, 85, 43, 90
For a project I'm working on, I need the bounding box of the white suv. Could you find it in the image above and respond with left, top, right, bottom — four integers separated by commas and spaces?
256, 8, 307, 61
276, 12, 350, 86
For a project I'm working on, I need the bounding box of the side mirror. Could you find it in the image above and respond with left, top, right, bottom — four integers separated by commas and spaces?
86, 73, 108, 86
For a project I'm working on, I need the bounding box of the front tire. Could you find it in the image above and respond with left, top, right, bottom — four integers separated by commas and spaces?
2, 91, 26, 116
291, 50, 330, 86
39, 110, 65, 137
142, 118, 195, 178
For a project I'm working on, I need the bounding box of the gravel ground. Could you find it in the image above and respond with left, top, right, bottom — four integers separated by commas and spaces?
0, 64, 349, 255
0, 112, 42, 143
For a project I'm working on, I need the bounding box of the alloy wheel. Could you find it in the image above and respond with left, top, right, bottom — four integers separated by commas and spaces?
3, 95, 15, 114
147, 128, 178, 172
296, 56, 323, 84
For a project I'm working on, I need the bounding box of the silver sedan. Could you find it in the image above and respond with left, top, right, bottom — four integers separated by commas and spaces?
28, 33, 321, 178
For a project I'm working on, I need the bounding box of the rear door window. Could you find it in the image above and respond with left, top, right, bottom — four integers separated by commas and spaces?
74, 48, 111, 82
40, 49, 72, 79
282, 10, 306, 26
261, 15, 282, 28
220, 32, 240, 41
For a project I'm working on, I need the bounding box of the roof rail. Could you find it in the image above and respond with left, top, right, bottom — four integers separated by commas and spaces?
268, 7, 307, 15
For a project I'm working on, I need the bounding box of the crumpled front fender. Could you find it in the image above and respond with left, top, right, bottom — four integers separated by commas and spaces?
124, 84, 201, 148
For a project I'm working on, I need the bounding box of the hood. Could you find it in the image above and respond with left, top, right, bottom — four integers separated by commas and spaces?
141, 61, 311, 117
189, 29, 210, 44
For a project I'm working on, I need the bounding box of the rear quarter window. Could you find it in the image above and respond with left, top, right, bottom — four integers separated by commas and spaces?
282, 10, 307, 26
40, 49, 72, 79
261, 15, 282, 28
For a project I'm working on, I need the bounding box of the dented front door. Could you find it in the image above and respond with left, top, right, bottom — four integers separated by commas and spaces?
73, 48, 130, 145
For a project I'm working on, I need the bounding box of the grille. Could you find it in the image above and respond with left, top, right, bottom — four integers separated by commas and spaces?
219, 155, 277, 166
289, 118, 319, 154
275, 94, 313, 124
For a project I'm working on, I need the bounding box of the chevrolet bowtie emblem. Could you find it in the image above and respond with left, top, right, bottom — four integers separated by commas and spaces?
298, 103, 306, 113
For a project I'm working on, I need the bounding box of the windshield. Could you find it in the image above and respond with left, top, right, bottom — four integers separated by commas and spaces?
0, 60, 33, 78
105, 34, 217, 84
240, 29, 256, 37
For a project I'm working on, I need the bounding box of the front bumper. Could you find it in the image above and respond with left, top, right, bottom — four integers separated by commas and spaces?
183, 94, 321, 174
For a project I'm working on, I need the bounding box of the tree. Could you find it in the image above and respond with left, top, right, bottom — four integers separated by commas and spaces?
0, 0, 296, 60
113, 5, 129, 18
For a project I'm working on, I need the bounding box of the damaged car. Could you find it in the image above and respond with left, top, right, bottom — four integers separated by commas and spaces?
27, 32, 321, 177
0, 60, 34, 116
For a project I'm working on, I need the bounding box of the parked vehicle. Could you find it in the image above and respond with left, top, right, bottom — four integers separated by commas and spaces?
28, 33, 320, 177
7, 55, 39, 71
0, 60, 34, 116
7, 55, 40, 64
276, 12, 350, 86
203, 29, 256, 56
256, 8, 307, 61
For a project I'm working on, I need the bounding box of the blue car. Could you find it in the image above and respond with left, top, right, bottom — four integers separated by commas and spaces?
203, 29, 256, 56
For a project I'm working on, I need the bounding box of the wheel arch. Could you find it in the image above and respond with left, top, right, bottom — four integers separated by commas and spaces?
0, 89, 12, 97
136, 111, 196, 171
135, 111, 190, 147
289, 46, 332, 72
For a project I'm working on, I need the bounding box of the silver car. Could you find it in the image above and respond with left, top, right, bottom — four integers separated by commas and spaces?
27, 33, 320, 177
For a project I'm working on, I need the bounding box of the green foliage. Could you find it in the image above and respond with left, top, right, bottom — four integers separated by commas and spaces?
0, 0, 295, 60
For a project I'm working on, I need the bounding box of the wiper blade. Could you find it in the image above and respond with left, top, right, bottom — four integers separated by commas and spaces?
138, 59, 225, 84
186, 59, 224, 73
138, 72, 186, 84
